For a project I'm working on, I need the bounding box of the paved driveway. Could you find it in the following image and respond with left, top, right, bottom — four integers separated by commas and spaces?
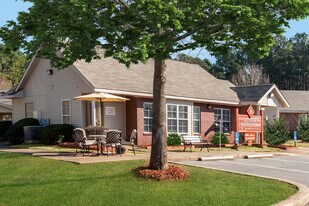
178, 154, 309, 187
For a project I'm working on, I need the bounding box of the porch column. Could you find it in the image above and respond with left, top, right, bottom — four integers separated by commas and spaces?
260, 108, 265, 147
92, 101, 97, 126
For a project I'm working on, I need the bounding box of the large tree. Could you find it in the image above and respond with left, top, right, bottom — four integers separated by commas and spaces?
1, 0, 309, 170
0, 44, 28, 86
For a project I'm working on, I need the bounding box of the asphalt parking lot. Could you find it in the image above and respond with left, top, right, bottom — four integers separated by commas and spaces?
179, 154, 309, 187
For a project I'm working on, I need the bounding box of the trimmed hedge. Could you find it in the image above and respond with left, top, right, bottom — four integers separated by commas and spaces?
7, 118, 40, 145
210, 132, 229, 145
264, 118, 290, 146
167, 133, 181, 146
0, 121, 13, 140
39, 124, 74, 145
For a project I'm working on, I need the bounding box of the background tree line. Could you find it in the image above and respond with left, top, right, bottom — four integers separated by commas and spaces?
176, 33, 309, 90
1, 32, 309, 90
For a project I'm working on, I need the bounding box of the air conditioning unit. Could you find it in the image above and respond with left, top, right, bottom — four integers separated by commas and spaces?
23, 126, 43, 143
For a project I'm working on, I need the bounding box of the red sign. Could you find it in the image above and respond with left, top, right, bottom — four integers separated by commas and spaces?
245, 133, 256, 141
238, 115, 262, 132
246, 105, 255, 118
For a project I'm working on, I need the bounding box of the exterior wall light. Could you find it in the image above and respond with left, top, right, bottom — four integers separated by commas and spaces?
268, 93, 274, 98
47, 69, 53, 75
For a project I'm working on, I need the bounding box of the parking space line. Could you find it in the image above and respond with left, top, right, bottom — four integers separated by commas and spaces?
220, 160, 309, 174
265, 158, 309, 164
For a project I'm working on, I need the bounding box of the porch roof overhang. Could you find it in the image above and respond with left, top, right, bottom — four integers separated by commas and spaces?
0, 90, 24, 99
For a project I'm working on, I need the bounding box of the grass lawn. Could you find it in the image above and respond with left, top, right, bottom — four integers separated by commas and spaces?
283, 140, 309, 148
0, 152, 296, 206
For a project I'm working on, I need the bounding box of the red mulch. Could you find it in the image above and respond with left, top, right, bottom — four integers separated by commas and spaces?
135, 165, 189, 181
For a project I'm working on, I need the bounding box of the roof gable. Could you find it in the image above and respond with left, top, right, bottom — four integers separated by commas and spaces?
231, 84, 289, 107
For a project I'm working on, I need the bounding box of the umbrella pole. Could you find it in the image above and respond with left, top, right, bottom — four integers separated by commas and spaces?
100, 101, 104, 127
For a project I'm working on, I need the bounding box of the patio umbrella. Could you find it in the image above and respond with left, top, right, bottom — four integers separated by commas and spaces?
73, 92, 129, 127
73, 92, 129, 102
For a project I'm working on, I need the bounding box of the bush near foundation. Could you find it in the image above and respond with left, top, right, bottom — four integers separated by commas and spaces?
7, 118, 40, 145
39, 124, 74, 145
0, 121, 13, 140
210, 132, 229, 145
167, 133, 181, 146
264, 118, 289, 146
297, 114, 309, 142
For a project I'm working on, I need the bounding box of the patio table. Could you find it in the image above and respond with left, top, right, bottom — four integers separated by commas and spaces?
89, 135, 106, 155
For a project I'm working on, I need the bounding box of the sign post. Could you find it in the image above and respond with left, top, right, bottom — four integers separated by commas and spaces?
235, 132, 239, 151
294, 131, 297, 147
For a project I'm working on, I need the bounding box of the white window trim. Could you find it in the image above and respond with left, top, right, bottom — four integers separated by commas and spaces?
143, 102, 153, 133
214, 108, 231, 133
61, 99, 71, 124
193, 106, 200, 134
167, 103, 189, 134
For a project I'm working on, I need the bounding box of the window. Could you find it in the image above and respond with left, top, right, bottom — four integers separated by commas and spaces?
214, 108, 230, 133
25, 102, 34, 118
193, 106, 200, 133
143, 103, 153, 132
167, 104, 188, 133
61, 99, 71, 124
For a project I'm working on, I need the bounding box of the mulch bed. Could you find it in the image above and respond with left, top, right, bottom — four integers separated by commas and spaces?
135, 165, 189, 181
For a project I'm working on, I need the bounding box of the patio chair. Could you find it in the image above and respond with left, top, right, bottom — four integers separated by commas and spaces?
73, 128, 98, 156
130, 129, 137, 155
105, 130, 122, 156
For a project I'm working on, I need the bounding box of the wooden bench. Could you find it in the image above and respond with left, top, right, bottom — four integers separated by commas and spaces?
182, 135, 210, 152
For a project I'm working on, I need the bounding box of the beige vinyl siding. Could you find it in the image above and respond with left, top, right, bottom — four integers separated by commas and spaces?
0, 105, 11, 113
103, 102, 126, 138
13, 59, 92, 127
12, 99, 24, 122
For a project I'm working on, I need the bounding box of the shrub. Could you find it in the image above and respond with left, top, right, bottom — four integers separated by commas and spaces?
0, 121, 13, 140
38, 124, 74, 145
84, 126, 106, 136
264, 118, 290, 146
167, 133, 181, 146
7, 118, 40, 145
210, 132, 229, 145
297, 114, 309, 142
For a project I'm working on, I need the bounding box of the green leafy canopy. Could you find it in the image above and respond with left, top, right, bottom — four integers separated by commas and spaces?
1, 0, 309, 68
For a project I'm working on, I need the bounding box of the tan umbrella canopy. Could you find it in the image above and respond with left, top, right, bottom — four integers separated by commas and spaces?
74, 93, 129, 102
74, 93, 129, 127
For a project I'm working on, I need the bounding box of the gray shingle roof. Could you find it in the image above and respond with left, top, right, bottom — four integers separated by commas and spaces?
73, 58, 239, 104
231, 85, 274, 102
280, 90, 309, 113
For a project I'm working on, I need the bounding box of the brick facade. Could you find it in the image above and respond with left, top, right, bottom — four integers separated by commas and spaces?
281, 113, 299, 133
129, 98, 239, 146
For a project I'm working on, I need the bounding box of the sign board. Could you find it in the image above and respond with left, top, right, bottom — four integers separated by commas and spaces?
245, 133, 256, 141
238, 115, 262, 132
105, 107, 115, 116
246, 105, 255, 118
235, 132, 239, 144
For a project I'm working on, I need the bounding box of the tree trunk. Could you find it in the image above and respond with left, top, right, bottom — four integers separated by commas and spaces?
149, 58, 168, 170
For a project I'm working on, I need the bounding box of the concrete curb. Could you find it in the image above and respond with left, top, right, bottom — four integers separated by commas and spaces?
198, 156, 234, 161
171, 161, 309, 206
244, 154, 274, 159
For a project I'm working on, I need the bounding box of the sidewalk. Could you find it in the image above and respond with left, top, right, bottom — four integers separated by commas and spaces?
1, 142, 309, 164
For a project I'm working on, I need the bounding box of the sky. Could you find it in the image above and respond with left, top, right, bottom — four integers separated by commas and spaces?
1, 0, 309, 62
